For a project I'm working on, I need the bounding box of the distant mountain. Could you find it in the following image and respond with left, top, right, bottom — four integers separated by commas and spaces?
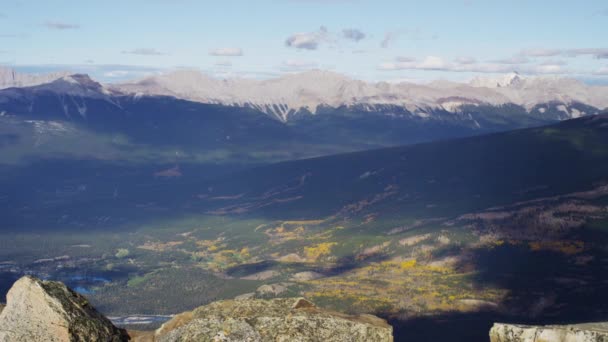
115, 70, 608, 122
1, 72, 562, 167
0, 66, 69, 89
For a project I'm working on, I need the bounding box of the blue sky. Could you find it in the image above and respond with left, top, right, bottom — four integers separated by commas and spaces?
1, 0, 607, 83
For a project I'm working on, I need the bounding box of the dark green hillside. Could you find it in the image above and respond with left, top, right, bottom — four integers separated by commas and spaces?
202, 113, 608, 220
1, 114, 606, 232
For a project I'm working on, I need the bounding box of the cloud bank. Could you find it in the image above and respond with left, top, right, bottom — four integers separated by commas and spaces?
209, 47, 244, 56
285, 26, 329, 50
44, 21, 80, 30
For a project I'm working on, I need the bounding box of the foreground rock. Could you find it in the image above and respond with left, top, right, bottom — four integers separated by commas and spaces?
490, 322, 608, 342
0, 276, 128, 342
154, 297, 393, 342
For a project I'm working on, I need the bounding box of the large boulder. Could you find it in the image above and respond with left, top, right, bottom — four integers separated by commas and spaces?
0, 276, 128, 342
490, 322, 608, 342
155, 297, 393, 342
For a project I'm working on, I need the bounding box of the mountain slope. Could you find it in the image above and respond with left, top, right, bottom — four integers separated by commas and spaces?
2, 113, 606, 231
200, 113, 608, 219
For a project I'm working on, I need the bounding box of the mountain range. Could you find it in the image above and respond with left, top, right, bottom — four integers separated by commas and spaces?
1, 66, 606, 169
2, 67, 607, 123
115, 69, 608, 122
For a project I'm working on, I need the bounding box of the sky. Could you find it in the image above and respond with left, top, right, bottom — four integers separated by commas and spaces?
1, 0, 607, 83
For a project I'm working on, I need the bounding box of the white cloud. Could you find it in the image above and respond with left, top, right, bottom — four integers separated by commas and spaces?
44, 21, 80, 30
417, 56, 449, 70
122, 48, 166, 56
379, 55, 568, 75
103, 70, 132, 78
215, 60, 232, 67
395, 56, 416, 63
342, 28, 365, 42
567, 48, 608, 59
492, 55, 530, 64
281, 59, 318, 71
534, 64, 564, 73
521, 47, 608, 59
454, 56, 477, 65
381, 29, 437, 48
520, 48, 561, 57
594, 66, 608, 75
209, 47, 243, 56
285, 26, 329, 50
380, 31, 399, 48
0, 33, 28, 39
539, 59, 566, 66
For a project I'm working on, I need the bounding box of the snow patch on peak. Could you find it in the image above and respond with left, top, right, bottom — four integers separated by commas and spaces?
39, 74, 112, 98
112, 70, 608, 121
469, 72, 523, 88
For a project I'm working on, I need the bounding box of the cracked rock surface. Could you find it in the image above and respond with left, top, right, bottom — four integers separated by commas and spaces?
0, 276, 128, 342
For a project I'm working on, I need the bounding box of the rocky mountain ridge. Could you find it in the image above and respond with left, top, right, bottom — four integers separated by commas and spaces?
1, 67, 606, 122
114, 70, 608, 121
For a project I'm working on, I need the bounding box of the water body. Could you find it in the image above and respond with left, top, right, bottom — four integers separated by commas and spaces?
73, 286, 93, 294
66, 275, 111, 295
69, 275, 111, 283
109, 315, 173, 326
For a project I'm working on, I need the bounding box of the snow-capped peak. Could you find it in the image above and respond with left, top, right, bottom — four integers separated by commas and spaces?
113, 69, 608, 120
35, 74, 115, 98
469, 72, 523, 88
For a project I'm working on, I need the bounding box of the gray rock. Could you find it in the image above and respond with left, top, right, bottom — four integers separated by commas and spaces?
255, 283, 289, 297
0, 276, 128, 342
155, 297, 393, 342
234, 292, 256, 301
290, 271, 323, 281
490, 322, 608, 342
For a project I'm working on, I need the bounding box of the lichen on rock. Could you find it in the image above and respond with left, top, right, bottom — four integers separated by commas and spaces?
490, 322, 608, 342
155, 297, 393, 342
0, 276, 128, 342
